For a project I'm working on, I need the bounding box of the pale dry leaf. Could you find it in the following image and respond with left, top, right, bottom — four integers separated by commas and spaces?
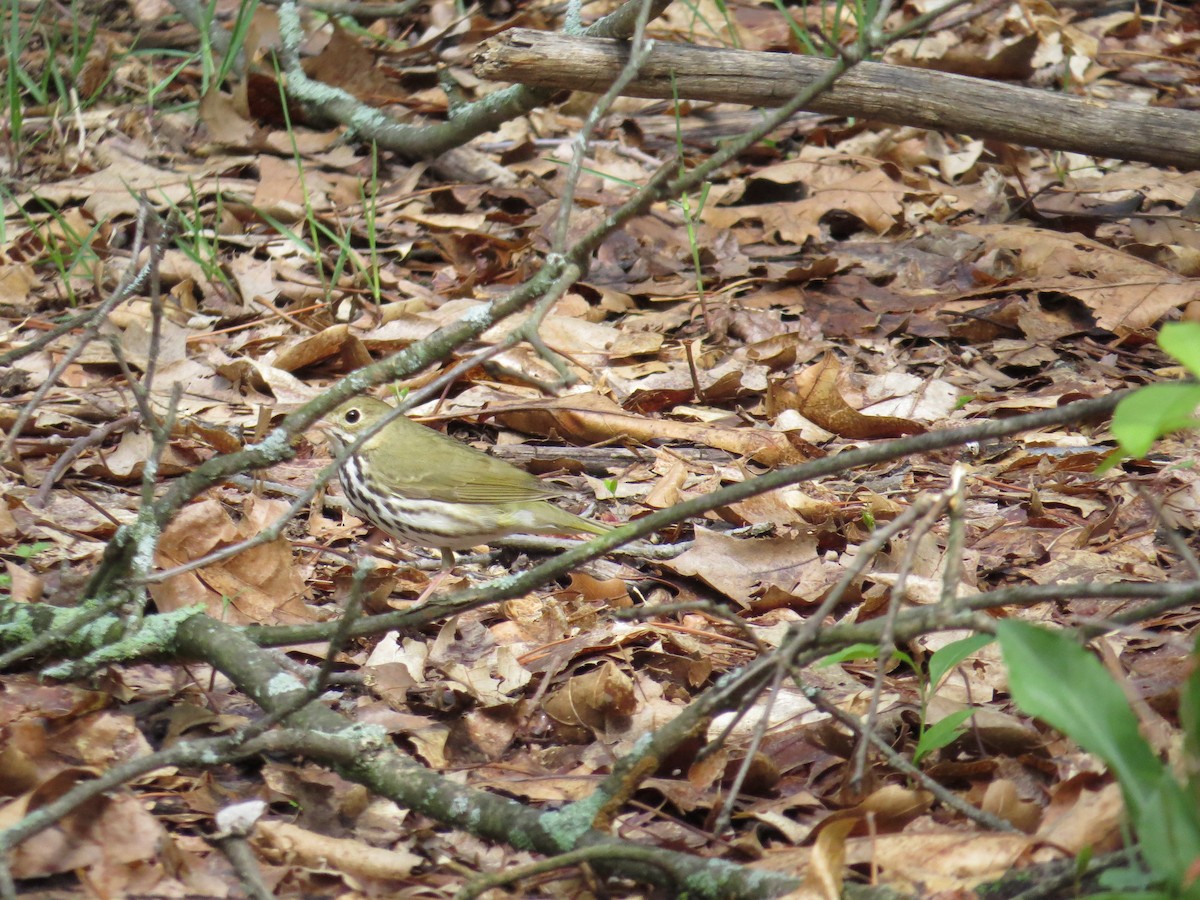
665, 526, 833, 608
256, 821, 423, 878
843, 831, 1032, 891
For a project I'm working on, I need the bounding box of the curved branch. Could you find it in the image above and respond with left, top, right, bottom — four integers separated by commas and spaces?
251, 389, 1128, 645
274, 0, 675, 161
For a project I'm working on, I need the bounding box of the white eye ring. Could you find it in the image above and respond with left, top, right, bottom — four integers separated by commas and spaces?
346, 408, 361, 424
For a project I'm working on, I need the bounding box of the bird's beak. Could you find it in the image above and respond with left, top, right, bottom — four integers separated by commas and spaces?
317, 423, 351, 454
310, 419, 338, 449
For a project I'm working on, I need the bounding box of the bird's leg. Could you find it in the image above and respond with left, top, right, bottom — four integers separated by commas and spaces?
411, 549, 457, 605
347, 527, 391, 564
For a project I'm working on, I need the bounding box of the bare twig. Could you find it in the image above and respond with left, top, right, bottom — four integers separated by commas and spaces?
251, 389, 1131, 647
938, 464, 969, 608
853, 491, 950, 787
456, 844, 679, 899
2, 200, 166, 463
711, 663, 785, 835
30, 413, 139, 508
210, 835, 274, 900
258, 0, 423, 18
1137, 485, 1200, 580
803, 683, 1020, 833
0, 728, 332, 862
551, 0, 656, 255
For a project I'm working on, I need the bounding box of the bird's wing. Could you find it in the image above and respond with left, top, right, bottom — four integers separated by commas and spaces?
368, 421, 563, 504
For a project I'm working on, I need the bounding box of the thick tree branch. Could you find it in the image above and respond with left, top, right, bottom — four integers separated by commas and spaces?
169, 615, 799, 898
473, 29, 1200, 170
273, 0, 676, 161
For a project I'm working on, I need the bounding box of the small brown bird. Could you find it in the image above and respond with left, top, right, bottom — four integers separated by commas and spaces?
323, 396, 610, 567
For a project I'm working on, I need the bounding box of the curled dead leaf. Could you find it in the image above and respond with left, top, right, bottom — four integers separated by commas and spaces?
773, 355, 925, 439
150, 497, 308, 625
255, 820, 422, 879
802, 818, 856, 900
273, 324, 372, 373
491, 392, 814, 466
816, 784, 934, 837
542, 660, 636, 738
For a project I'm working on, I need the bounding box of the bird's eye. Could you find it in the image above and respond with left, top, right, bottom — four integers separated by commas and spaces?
345, 408, 360, 424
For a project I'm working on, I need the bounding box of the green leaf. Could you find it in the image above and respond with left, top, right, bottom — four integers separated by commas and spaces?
928, 634, 994, 692
12, 541, 53, 559
817, 643, 880, 666
1110, 382, 1200, 458
1182, 634, 1200, 810
913, 708, 973, 765
1097, 866, 1158, 892
1132, 777, 1200, 891
1159, 322, 1200, 378
999, 622, 1200, 888
998, 622, 1164, 817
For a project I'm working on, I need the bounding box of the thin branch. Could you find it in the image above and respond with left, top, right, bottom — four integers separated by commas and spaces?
802, 682, 1020, 834
1137, 485, 1200, 580
271, 0, 676, 161
0, 728, 328, 858
30, 414, 138, 508
210, 835, 274, 900
938, 464, 969, 609
258, 0, 423, 17
251, 389, 1129, 646
711, 663, 785, 835
1, 200, 165, 463
853, 489, 950, 787
456, 844, 679, 900
551, 0, 656, 254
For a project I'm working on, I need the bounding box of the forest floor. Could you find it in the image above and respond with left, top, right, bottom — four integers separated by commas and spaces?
3, 0, 1200, 895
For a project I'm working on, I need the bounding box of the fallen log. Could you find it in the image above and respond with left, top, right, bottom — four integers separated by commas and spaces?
473, 29, 1200, 170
